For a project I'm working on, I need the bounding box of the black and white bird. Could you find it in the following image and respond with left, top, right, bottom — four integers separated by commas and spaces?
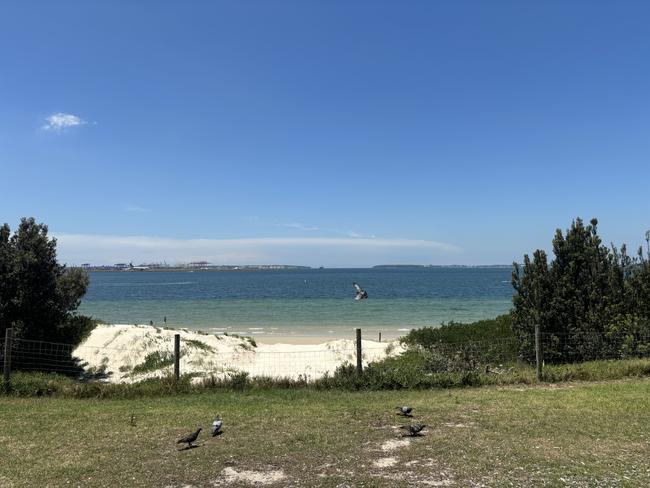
177, 428, 202, 448
400, 424, 426, 436
211, 416, 223, 437
353, 282, 368, 300
395, 406, 413, 416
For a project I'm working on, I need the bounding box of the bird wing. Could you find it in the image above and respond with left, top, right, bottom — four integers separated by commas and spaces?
353, 282, 363, 293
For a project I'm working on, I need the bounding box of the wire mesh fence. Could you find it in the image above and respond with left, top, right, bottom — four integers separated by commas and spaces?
1, 331, 393, 383
3, 327, 650, 386
538, 331, 650, 363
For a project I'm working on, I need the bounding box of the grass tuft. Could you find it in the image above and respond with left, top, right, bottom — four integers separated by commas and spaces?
131, 351, 175, 375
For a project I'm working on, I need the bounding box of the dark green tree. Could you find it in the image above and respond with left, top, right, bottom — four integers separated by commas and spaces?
512, 218, 650, 363
0, 218, 91, 343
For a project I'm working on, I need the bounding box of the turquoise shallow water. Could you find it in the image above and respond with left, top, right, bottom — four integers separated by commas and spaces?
78, 268, 513, 338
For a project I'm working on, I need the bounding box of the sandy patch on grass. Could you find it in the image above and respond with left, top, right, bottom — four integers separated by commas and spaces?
442, 422, 474, 428
373, 457, 397, 468
420, 480, 453, 486
215, 467, 286, 485
381, 438, 411, 451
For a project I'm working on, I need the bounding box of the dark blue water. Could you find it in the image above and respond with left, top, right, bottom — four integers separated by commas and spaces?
79, 268, 514, 338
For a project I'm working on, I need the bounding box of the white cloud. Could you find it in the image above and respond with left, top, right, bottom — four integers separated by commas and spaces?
41, 113, 87, 132
53, 233, 461, 267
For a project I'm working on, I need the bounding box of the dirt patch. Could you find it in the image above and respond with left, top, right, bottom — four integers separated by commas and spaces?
442, 422, 474, 428
373, 457, 397, 468
215, 467, 286, 485
420, 480, 453, 486
381, 438, 410, 451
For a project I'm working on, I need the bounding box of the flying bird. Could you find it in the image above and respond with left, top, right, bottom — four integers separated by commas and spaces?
400, 424, 426, 436
177, 428, 202, 448
353, 282, 368, 300
212, 417, 223, 437
395, 406, 413, 416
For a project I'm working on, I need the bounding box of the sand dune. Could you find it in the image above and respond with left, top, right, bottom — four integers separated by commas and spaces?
73, 324, 405, 383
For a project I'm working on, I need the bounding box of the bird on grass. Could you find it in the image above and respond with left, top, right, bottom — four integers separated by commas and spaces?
395, 406, 413, 416
353, 282, 368, 300
212, 416, 223, 437
400, 424, 426, 437
177, 428, 202, 448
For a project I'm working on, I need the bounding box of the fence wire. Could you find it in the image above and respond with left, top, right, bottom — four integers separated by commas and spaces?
2, 330, 650, 384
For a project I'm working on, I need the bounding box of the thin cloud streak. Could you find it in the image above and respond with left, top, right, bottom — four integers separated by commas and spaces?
54, 233, 461, 267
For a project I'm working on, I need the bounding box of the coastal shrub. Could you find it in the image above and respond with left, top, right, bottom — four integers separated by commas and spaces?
131, 351, 175, 374
400, 315, 519, 370
55, 315, 98, 345
7, 357, 650, 397
184, 339, 214, 352
512, 218, 650, 364
403, 315, 515, 348
223, 333, 257, 348
227, 371, 251, 390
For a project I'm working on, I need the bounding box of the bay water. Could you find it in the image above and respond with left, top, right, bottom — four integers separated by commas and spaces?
79, 268, 513, 339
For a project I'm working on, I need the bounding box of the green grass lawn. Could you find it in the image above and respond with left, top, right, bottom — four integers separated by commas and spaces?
2, 379, 649, 487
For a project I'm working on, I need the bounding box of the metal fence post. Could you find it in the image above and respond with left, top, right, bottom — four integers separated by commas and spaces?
3, 328, 13, 392
535, 324, 542, 382
174, 334, 180, 381
356, 328, 363, 375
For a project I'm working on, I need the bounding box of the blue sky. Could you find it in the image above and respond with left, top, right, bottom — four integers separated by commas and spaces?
1, 1, 649, 266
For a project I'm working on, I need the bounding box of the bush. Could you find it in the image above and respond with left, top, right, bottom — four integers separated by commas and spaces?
55, 315, 98, 346
400, 315, 519, 368
403, 315, 515, 348
131, 351, 175, 374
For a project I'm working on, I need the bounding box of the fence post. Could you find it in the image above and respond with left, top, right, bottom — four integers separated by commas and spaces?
174, 333, 180, 381
356, 328, 363, 375
3, 328, 13, 393
535, 324, 542, 382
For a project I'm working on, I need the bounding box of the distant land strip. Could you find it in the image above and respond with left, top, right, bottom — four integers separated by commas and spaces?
73, 263, 514, 271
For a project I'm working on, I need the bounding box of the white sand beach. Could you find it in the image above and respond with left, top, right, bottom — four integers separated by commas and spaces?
73, 324, 405, 383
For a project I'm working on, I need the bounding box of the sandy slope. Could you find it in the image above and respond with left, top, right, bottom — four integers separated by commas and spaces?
73, 324, 405, 383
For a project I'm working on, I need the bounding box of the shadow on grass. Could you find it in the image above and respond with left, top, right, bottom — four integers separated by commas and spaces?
7, 340, 113, 382
178, 444, 202, 451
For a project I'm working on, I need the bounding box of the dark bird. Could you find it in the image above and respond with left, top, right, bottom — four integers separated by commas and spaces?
212, 416, 223, 437
177, 428, 202, 448
400, 424, 426, 436
396, 406, 413, 416
130, 413, 136, 427
353, 282, 368, 300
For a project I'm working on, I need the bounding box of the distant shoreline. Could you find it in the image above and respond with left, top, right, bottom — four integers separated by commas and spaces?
76, 264, 514, 272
